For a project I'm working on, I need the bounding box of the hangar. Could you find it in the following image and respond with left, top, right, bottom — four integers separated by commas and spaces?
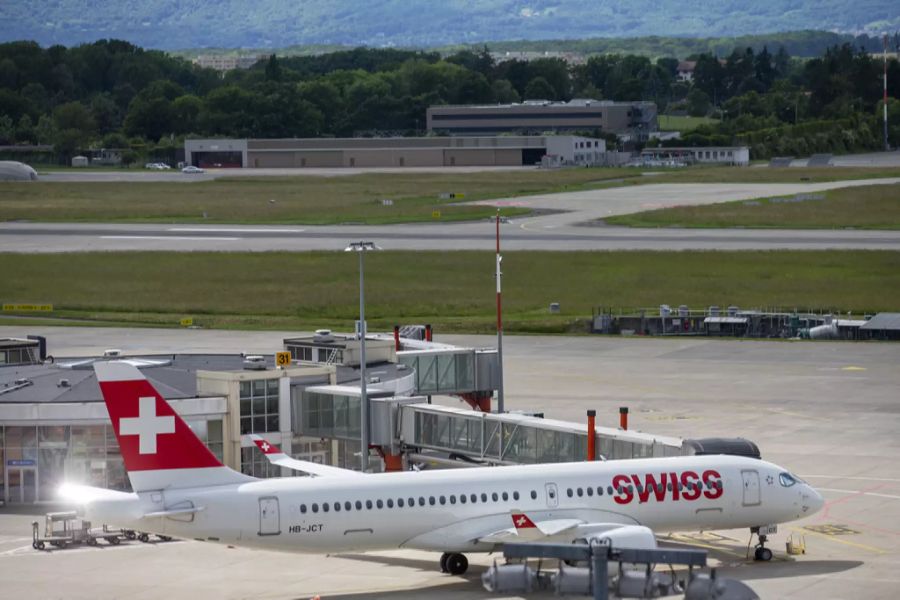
184, 135, 607, 169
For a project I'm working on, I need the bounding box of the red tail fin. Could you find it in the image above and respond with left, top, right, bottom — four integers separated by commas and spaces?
95, 361, 253, 492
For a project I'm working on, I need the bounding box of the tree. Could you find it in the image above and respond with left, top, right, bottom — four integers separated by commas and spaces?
172, 94, 203, 134
264, 54, 282, 82
34, 115, 57, 145
0, 115, 13, 144
15, 114, 34, 143
123, 96, 176, 140
90, 93, 122, 134
693, 54, 724, 104
686, 89, 711, 117
53, 101, 96, 135
523, 76, 555, 100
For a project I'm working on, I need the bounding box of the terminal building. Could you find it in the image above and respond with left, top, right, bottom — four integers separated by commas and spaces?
426, 100, 658, 140
184, 135, 607, 169
1, 331, 742, 506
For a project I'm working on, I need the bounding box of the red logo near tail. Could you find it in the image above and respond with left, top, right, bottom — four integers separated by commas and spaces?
511, 513, 537, 529
100, 379, 222, 472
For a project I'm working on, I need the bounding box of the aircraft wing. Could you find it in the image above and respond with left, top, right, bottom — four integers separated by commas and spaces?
477, 511, 585, 543
248, 434, 365, 478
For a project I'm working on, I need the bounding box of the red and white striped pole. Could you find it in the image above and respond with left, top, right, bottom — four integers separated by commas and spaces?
495, 210, 505, 414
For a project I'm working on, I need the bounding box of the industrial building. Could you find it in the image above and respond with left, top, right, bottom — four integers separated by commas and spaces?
639, 146, 750, 166
426, 100, 658, 140
184, 135, 607, 169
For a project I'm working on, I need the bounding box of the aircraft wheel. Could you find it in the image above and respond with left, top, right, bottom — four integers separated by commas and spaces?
445, 553, 468, 575
138, 533, 150, 543
755, 547, 773, 562
439, 552, 451, 573
36, 541, 44, 551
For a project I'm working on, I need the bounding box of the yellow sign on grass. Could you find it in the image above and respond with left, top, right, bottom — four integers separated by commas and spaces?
3, 304, 53, 312
180, 318, 194, 327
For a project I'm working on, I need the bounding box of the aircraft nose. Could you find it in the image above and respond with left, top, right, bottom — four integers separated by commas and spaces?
803, 485, 825, 515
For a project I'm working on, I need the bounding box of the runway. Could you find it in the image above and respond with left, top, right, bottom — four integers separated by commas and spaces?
3, 179, 900, 252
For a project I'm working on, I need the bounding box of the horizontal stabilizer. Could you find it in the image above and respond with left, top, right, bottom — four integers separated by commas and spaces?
142, 506, 205, 519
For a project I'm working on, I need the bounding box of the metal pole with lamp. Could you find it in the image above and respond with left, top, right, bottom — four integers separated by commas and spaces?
344, 241, 380, 472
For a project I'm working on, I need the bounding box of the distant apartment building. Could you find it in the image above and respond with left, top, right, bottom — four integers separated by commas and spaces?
489, 50, 586, 65
193, 54, 267, 72
426, 99, 658, 141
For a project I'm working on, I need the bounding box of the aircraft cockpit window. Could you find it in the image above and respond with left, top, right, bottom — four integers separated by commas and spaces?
779, 473, 797, 487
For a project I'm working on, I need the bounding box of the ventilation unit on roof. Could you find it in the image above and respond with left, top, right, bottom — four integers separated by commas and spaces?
103, 349, 122, 357
58, 379, 70, 388
313, 329, 334, 343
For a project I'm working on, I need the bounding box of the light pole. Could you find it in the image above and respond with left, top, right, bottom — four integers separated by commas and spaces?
344, 241, 380, 472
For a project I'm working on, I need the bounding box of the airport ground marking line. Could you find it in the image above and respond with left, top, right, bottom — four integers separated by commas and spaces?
802, 475, 900, 483
790, 527, 888, 555
168, 228, 306, 233
817, 488, 900, 500
100, 235, 240, 241
665, 533, 746, 559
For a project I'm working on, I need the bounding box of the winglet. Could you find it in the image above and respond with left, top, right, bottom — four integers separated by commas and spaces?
511, 512, 538, 530
249, 433, 283, 456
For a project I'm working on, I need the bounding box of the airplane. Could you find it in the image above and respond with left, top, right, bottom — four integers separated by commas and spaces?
60, 361, 824, 576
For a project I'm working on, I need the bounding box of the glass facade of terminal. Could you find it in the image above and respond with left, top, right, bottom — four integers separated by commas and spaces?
1, 421, 223, 505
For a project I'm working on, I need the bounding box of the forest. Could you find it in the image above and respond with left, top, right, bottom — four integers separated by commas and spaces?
0, 39, 897, 162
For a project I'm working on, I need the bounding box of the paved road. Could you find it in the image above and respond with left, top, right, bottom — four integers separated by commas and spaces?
2, 179, 899, 252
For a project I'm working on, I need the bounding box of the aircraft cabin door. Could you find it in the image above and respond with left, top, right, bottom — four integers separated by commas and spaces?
741, 470, 761, 506
258, 497, 280, 536
545, 483, 559, 508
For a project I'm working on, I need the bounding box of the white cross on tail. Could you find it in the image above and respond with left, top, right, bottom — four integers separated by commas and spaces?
119, 396, 176, 454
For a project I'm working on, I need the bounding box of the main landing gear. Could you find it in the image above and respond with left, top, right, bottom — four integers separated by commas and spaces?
750, 527, 774, 562
440, 552, 469, 575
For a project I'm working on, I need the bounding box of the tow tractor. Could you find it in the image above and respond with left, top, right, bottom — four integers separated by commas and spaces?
31, 511, 133, 550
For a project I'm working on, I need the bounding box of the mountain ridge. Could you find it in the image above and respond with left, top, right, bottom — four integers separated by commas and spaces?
2, 1, 898, 51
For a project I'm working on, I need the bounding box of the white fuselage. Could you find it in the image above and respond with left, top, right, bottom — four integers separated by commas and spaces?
84, 455, 822, 554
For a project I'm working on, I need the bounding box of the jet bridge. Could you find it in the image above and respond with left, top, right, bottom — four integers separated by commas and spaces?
400, 403, 683, 466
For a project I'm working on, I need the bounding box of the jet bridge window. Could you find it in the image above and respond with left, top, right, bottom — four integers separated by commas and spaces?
779, 473, 798, 487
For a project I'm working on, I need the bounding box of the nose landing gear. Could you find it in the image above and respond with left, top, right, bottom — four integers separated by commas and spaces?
749, 526, 775, 561
439, 552, 469, 575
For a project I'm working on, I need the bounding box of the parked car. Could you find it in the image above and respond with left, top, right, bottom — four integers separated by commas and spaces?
181, 165, 205, 174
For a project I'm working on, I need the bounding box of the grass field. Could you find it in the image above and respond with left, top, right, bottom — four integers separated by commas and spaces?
606, 182, 900, 229
1, 251, 896, 333
3, 166, 900, 224
0, 170, 636, 224
658, 115, 720, 131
